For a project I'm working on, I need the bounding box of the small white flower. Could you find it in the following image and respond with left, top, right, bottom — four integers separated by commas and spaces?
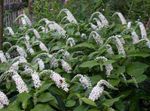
39, 41, 49, 52
131, 30, 139, 44
106, 44, 114, 55
89, 31, 103, 45
96, 56, 113, 77
89, 85, 104, 101
61, 59, 72, 73
16, 46, 27, 57
50, 57, 59, 68
34, 58, 45, 71
5, 27, 15, 36
11, 71, 29, 93
59, 9, 78, 24
114, 12, 127, 25
50, 70, 69, 92
63, 51, 70, 60
28, 28, 41, 39
0, 51, 7, 63
72, 74, 92, 89
113, 35, 126, 56
66, 38, 76, 47
31, 71, 42, 88
93, 18, 103, 29
98, 12, 109, 26
0, 91, 9, 107
127, 22, 132, 29
137, 22, 147, 39
90, 23, 98, 30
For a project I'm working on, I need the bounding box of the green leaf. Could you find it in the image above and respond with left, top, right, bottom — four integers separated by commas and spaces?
37, 92, 55, 103
74, 42, 95, 49
73, 105, 88, 111
65, 100, 76, 107
127, 62, 149, 77
81, 97, 97, 106
80, 60, 99, 68
31, 104, 54, 111
103, 96, 123, 107
17, 92, 31, 109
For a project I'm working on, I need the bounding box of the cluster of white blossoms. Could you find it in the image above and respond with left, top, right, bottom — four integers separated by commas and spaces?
27, 28, 41, 39
25, 40, 35, 55
114, 12, 127, 25
138, 22, 147, 39
96, 56, 113, 77
66, 38, 76, 47
5, 27, 15, 36
59, 9, 78, 24
16, 46, 27, 57
31, 71, 42, 88
16, 14, 32, 26
61, 59, 72, 73
89, 31, 103, 45
89, 80, 117, 101
112, 35, 126, 56
47, 21, 66, 37
0, 51, 7, 63
50, 70, 69, 92
34, 58, 45, 71
50, 56, 59, 68
0, 91, 9, 109
39, 41, 49, 52
72, 74, 92, 89
11, 70, 29, 93
90, 12, 109, 30
131, 30, 139, 44
106, 44, 114, 55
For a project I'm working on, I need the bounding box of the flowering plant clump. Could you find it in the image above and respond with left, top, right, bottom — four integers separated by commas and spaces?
0, 8, 150, 111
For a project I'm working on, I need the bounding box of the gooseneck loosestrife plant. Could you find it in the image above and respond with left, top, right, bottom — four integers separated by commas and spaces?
0, 8, 149, 111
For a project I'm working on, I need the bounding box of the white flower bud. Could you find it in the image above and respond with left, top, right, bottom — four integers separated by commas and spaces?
50, 70, 69, 92
31, 71, 42, 88
61, 59, 72, 73
0, 91, 9, 108
0, 51, 7, 63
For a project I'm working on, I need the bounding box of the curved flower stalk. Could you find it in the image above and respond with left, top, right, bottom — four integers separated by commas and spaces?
26, 28, 41, 39
137, 22, 147, 39
0, 51, 7, 63
113, 12, 127, 25
58, 9, 78, 24
131, 30, 139, 44
10, 56, 27, 71
3, 42, 12, 48
50, 70, 69, 92
31, 71, 42, 88
72, 74, 92, 89
61, 59, 72, 73
34, 40, 49, 52
25, 40, 35, 55
89, 80, 117, 101
6, 45, 27, 58
127, 22, 132, 29
5, 27, 15, 36
105, 44, 114, 55
93, 18, 103, 29
89, 31, 103, 45
81, 33, 87, 39
33, 58, 45, 71
46, 21, 66, 37
112, 35, 126, 56
0, 91, 9, 109
38, 26, 48, 33
66, 38, 76, 47
15, 14, 32, 26
90, 23, 98, 30
96, 56, 113, 77
40, 18, 66, 36
32, 53, 58, 68
136, 38, 150, 48
11, 70, 29, 93
90, 12, 109, 27
56, 49, 70, 60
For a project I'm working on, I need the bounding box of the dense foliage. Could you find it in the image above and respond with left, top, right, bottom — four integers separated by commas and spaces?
1, 6, 150, 111
33, 0, 150, 22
